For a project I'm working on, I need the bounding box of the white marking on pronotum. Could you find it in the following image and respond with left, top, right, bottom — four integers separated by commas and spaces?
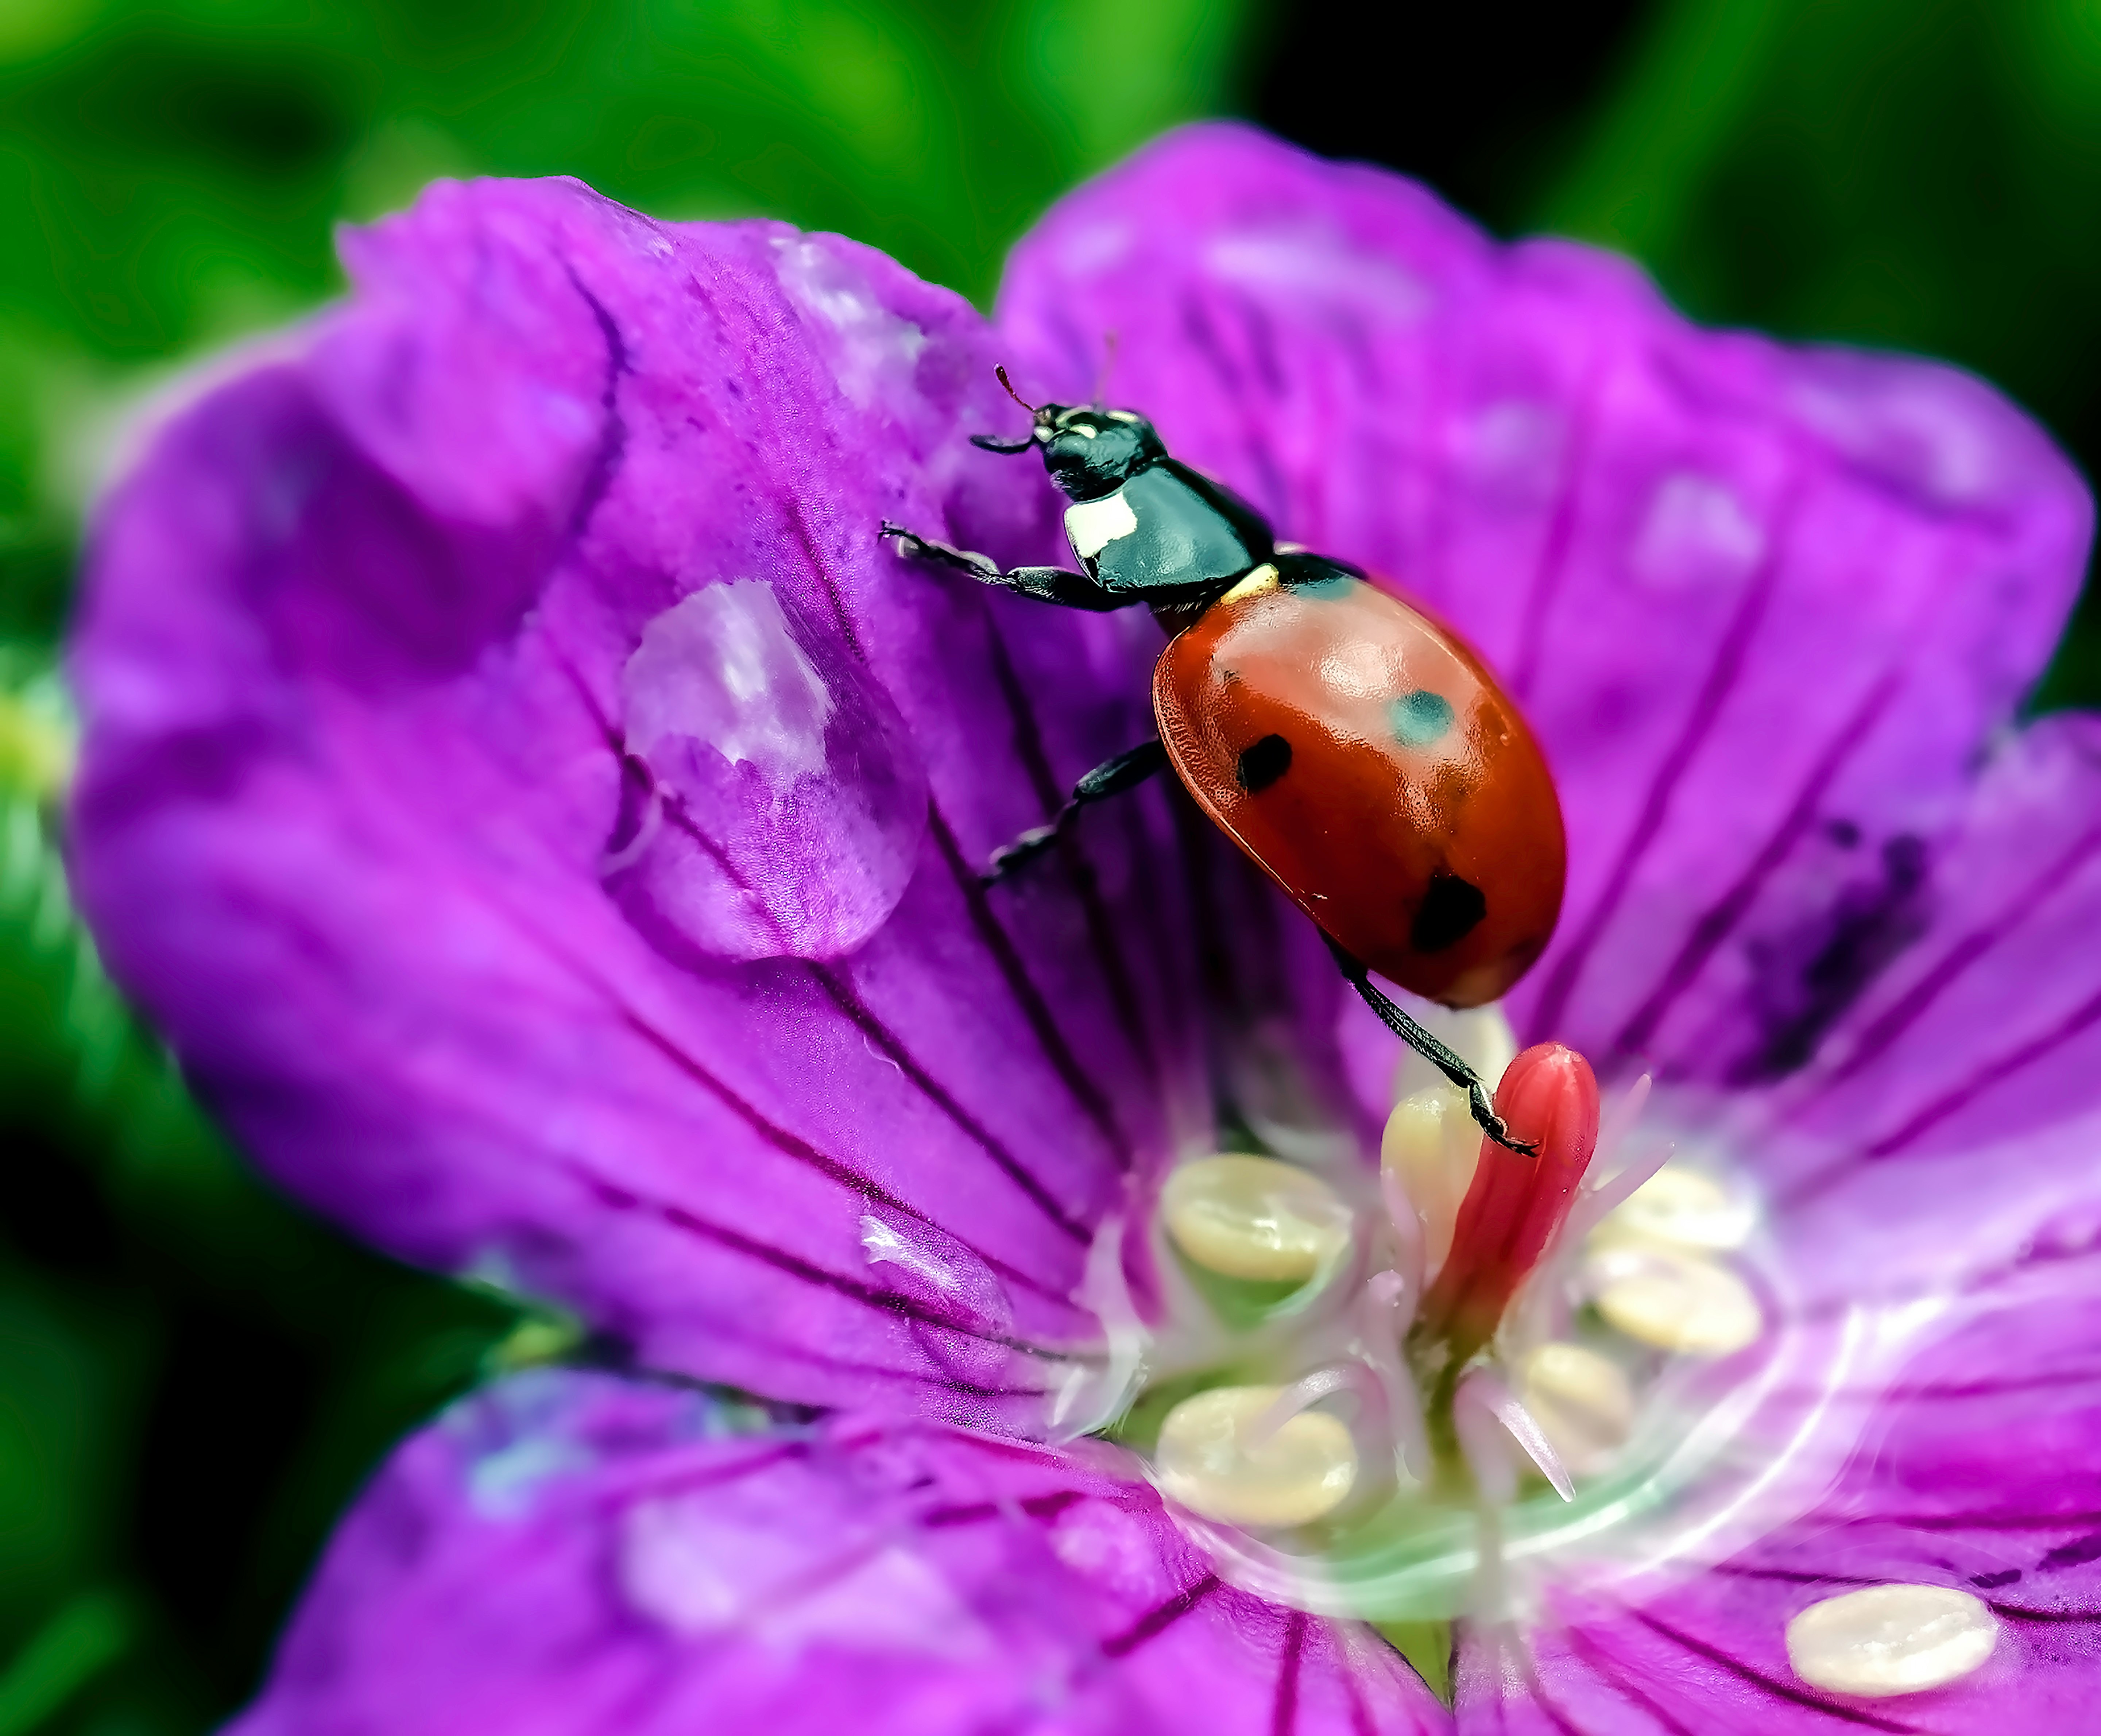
1065, 491, 1139, 560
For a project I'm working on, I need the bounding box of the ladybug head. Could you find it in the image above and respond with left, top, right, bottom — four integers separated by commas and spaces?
1032, 405, 1166, 501
971, 368, 1166, 502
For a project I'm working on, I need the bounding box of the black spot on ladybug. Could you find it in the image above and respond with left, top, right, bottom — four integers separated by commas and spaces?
1236, 734, 1292, 793
1411, 871, 1486, 953
1391, 689, 1455, 747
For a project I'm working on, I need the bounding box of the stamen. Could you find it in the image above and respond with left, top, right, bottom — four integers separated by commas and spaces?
1450, 1371, 1518, 1506
1459, 1367, 1573, 1501
1517, 1342, 1634, 1476
1413, 1044, 1601, 1368
1377, 1164, 1426, 1302
1586, 1243, 1761, 1355
1594, 1071, 1652, 1168
1592, 1165, 1754, 1252
1160, 1155, 1354, 1282
1049, 1214, 1146, 1438
1382, 1006, 1518, 1278
1381, 1089, 1478, 1278
1785, 1585, 1997, 1697
1154, 1385, 1358, 1527
1247, 1365, 1358, 1444
1357, 1274, 1431, 1480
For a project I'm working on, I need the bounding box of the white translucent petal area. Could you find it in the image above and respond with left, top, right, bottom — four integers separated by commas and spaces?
1517, 1342, 1634, 1476
1785, 1585, 1998, 1698
1159, 1155, 1354, 1282
1381, 1088, 1478, 1275
1593, 1165, 1754, 1252
1154, 1386, 1358, 1527
1588, 1245, 1762, 1355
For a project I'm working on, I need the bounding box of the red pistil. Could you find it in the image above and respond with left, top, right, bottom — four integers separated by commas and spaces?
1413, 1043, 1600, 1369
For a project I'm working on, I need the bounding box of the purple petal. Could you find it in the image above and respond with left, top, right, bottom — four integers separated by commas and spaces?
228, 1369, 1447, 1735
1468, 1269, 2101, 1732
1445, 716, 2101, 1728
70, 176, 1374, 1411
997, 123, 2092, 1081
1708, 713, 2101, 1312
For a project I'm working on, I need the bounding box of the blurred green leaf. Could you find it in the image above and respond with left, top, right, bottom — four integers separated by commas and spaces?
0, 1589, 132, 1736
0, 0, 1252, 649
1536, 0, 2101, 704
0, 660, 520, 1717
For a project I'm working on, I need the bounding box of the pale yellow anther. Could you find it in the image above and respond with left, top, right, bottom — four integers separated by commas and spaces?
1589, 1244, 1762, 1355
1381, 1088, 1478, 1274
1160, 1155, 1353, 1283
1518, 1342, 1634, 1476
1154, 1385, 1358, 1527
1785, 1585, 1997, 1697
1594, 1165, 1753, 1252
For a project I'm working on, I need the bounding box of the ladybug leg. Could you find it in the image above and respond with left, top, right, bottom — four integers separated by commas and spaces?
983, 739, 1169, 885
880, 522, 1133, 612
1324, 938, 1538, 1156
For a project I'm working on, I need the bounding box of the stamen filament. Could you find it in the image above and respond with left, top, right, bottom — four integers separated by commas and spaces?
1457, 1367, 1573, 1501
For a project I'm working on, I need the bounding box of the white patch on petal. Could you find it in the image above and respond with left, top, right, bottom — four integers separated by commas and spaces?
1790, 372, 2000, 506
1204, 227, 1429, 320
773, 236, 929, 408
622, 581, 833, 781
1455, 399, 1566, 503
620, 1492, 985, 1659
1056, 218, 1135, 277
1629, 473, 1766, 590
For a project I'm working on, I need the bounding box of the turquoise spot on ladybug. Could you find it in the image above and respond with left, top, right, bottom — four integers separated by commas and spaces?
1391, 689, 1455, 748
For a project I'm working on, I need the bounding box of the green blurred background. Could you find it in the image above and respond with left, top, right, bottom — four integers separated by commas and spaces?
0, 0, 2096, 1727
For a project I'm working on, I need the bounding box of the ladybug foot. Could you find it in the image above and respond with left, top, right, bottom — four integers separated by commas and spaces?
982, 823, 1063, 885
1466, 1081, 1537, 1157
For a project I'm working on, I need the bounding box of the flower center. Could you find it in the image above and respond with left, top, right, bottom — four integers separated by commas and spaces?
1067, 1006, 1807, 1657
1067, 1008, 1996, 1702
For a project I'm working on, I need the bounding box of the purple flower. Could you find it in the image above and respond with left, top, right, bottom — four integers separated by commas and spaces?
66, 121, 2101, 1731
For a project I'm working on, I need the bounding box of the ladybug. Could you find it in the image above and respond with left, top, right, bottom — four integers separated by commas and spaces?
882, 372, 1565, 1151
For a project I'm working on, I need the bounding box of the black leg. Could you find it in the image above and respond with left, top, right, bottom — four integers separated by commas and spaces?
984, 739, 1170, 884
881, 522, 1134, 612
1325, 936, 1535, 1155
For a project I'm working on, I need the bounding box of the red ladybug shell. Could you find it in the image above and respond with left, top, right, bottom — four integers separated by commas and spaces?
1152, 567, 1565, 1008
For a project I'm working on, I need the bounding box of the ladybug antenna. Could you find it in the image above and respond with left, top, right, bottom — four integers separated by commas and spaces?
971, 365, 1042, 454
995, 366, 1038, 414
1092, 330, 1119, 409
